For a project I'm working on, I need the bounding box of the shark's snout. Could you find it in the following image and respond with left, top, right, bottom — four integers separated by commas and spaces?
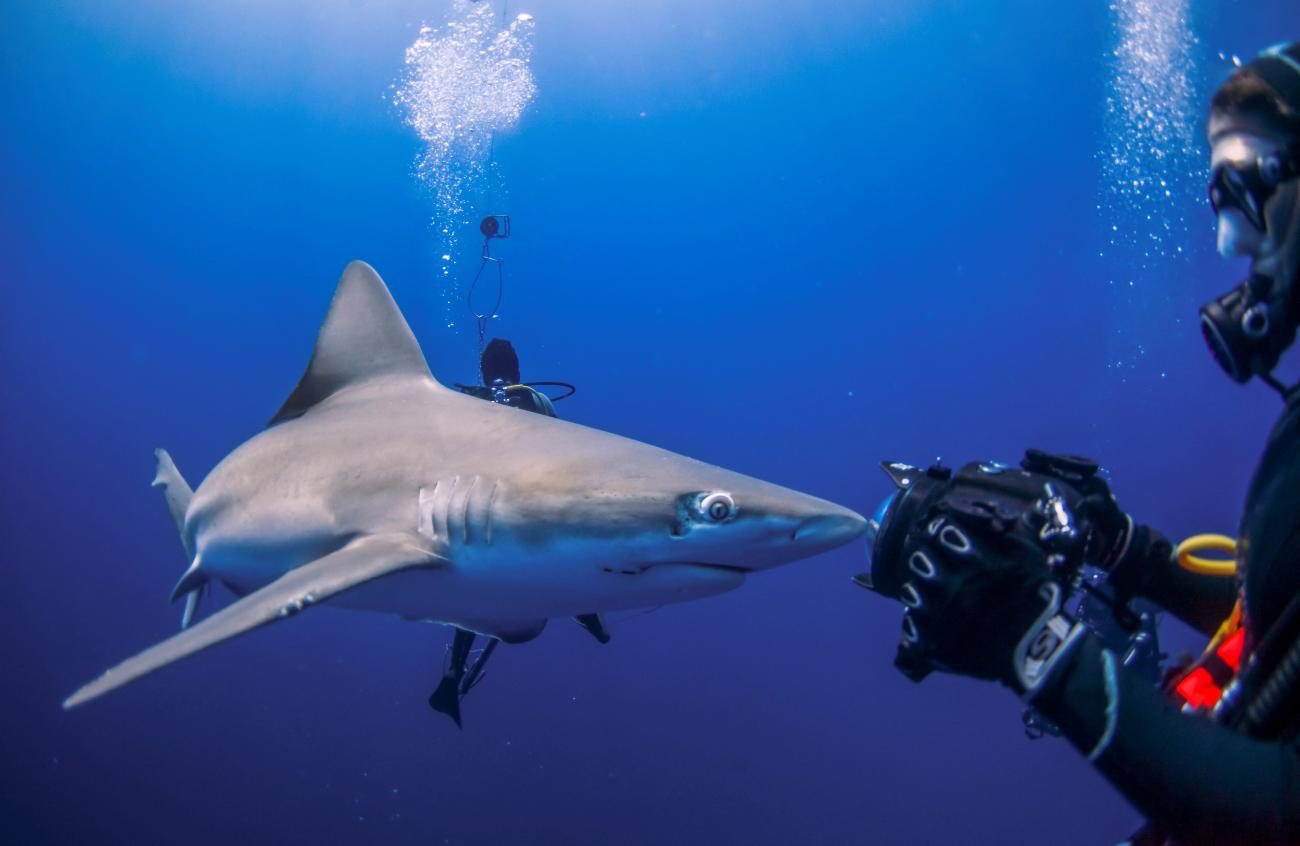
793, 512, 868, 547
713, 494, 867, 573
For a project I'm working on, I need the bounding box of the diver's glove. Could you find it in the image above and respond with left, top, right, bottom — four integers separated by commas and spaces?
1020, 451, 1174, 612
892, 496, 1088, 698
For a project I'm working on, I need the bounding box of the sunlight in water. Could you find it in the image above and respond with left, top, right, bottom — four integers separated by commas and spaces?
393, 0, 537, 324
1099, 0, 1201, 377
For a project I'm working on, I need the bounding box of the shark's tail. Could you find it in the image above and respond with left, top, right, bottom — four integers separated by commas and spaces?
428, 676, 463, 728
153, 448, 207, 630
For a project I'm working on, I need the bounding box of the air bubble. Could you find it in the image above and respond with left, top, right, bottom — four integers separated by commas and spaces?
1099, 0, 1200, 376
393, 0, 537, 316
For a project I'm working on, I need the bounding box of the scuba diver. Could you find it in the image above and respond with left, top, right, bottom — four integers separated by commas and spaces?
863, 42, 1300, 844
428, 336, 596, 727
455, 337, 561, 417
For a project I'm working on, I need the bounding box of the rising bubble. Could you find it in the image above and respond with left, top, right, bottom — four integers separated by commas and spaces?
393, 1, 537, 322
1098, 0, 1203, 380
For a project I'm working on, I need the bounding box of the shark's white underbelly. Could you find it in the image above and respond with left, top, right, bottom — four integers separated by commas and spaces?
326, 559, 746, 622
203, 531, 746, 622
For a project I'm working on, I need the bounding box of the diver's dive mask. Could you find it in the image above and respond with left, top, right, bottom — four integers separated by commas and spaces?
1209, 148, 1300, 233
1200, 42, 1300, 391
1200, 272, 1297, 386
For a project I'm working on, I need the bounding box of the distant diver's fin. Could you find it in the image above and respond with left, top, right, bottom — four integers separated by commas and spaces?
574, 613, 611, 644
269, 261, 437, 426
430, 628, 476, 728
64, 533, 448, 710
152, 448, 194, 553
428, 676, 463, 728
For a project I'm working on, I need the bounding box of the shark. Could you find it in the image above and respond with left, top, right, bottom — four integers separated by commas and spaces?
63, 261, 866, 713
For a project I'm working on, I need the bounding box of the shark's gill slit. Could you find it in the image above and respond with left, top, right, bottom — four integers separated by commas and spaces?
484, 479, 500, 546
440, 477, 459, 541
460, 475, 479, 545
426, 478, 444, 540
418, 486, 434, 539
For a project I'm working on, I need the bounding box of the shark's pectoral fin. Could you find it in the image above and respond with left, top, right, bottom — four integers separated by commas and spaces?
64, 533, 448, 710
573, 613, 611, 644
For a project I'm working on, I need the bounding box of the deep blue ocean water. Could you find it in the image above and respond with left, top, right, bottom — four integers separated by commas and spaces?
3, 1, 1298, 843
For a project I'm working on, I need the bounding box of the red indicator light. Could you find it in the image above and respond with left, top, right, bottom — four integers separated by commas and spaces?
1216, 629, 1245, 672
1176, 668, 1222, 709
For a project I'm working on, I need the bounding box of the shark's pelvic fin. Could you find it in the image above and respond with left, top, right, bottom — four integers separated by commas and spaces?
574, 613, 611, 644
64, 532, 449, 710
152, 448, 193, 547
180, 583, 208, 630
169, 558, 206, 606
269, 261, 436, 426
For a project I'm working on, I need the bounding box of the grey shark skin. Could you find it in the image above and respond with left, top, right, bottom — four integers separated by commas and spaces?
64, 261, 865, 709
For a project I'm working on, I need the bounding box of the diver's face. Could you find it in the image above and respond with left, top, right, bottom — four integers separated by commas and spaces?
1208, 113, 1299, 269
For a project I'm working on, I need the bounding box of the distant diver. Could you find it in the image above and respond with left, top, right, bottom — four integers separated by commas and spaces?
432, 337, 593, 727
454, 337, 567, 417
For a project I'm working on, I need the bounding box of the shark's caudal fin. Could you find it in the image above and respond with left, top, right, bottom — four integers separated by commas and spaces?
152, 449, 192, 542
64, 533, 449, 710
269, 261, 437, 426
154, 449, 204, 628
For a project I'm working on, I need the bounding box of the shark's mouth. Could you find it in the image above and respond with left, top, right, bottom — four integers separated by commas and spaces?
684, 562, 751, 575
603, 562, 752, 576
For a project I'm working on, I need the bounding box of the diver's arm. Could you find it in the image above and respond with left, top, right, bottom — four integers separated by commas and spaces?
1035, 633, 1300, 845
1110, 525, 1239, 637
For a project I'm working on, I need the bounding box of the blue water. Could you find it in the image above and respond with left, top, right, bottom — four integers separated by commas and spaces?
3, 1, 1296, 843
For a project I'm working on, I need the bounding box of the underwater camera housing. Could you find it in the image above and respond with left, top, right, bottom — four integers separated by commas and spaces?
864, 449, 1163, 735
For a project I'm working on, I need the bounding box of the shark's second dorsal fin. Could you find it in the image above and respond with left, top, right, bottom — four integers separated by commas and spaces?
269, 261, 433, 426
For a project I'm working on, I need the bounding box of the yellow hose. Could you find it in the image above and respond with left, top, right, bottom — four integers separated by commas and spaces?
1175, 533, 1238, 577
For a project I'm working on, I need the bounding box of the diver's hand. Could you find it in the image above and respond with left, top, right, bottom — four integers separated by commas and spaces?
893, 507, 1081, 697
1019, 451, 1176, 606
1019, 449, 1133, 570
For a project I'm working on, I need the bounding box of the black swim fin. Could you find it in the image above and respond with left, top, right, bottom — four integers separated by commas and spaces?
574, 613, 611, 644
428, 676, 463, 728
429, 627, 475, 728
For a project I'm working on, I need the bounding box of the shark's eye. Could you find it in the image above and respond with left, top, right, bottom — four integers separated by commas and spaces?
698, 492, 735, 523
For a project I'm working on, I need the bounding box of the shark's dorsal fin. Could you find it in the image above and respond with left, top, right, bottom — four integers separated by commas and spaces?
270, 261, 433, 425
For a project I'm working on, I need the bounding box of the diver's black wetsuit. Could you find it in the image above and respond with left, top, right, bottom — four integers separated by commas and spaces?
429, 374, 573, 725
1035, 394, 1300, 845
